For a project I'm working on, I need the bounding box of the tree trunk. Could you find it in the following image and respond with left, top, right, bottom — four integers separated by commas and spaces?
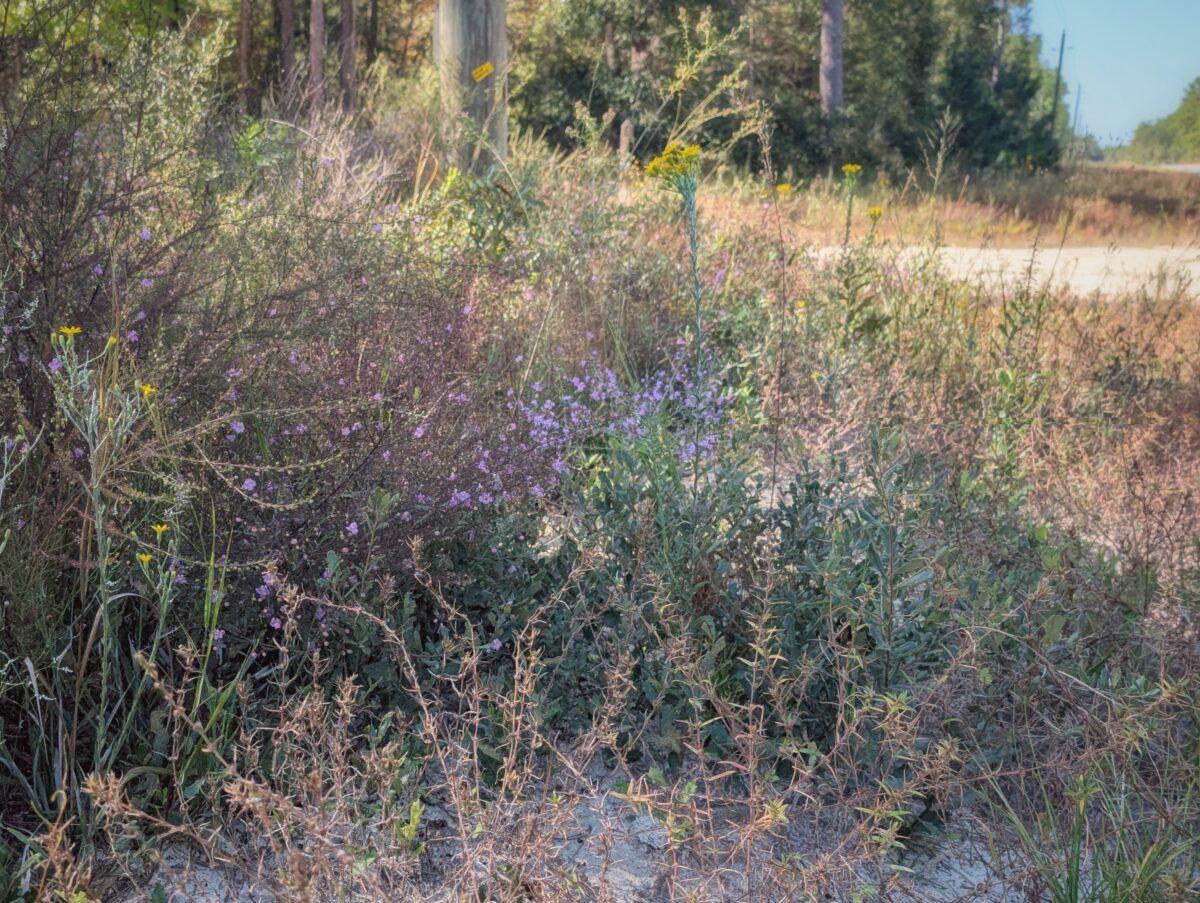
279, 0, 296, 106
819, 0, 844, 116
433, 0, 508, 171
308, 0, 325, 111
991, 0, 1008, 89
339, 0, 356, 112
366, 0, 378, 68
238, 0, 254, 114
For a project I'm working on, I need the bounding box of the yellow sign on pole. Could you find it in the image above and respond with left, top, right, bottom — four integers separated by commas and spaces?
471, 60, 495, 82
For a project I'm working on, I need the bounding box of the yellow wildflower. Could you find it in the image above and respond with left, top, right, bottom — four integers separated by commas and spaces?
140, 383, 156, 398
107, 334, 117, 346
868, 206, 884, 220
644, 142, 701, 182
59, 325, 82, 337
151, 523, 168, 537
776, 182, 792, 196
138, 553, 152, 565
841, 163, 862, 176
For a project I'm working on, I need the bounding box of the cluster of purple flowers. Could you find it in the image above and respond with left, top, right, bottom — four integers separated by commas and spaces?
511, 352, 732, 475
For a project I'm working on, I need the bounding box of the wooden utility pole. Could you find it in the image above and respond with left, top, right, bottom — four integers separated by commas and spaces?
819, 0, 844, 116
309, 0, 326, 111
619, 36, 652, 169
339, 0, 356, 112
434, 0, 508, 171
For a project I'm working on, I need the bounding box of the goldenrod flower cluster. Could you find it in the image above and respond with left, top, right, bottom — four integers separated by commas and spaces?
645, 142, 701, 188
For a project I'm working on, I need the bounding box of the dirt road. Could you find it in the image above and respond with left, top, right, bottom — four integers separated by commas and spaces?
923, 244, 1200, 297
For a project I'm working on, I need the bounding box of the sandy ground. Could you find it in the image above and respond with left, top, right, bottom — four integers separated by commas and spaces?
814, 243, 1199, 297
922, 244, 1200, 297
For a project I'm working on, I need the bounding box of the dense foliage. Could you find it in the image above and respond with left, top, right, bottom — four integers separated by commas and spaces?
514, 0, 1066, 171
3, 0, 1068, 173
1120, 77, 1200, 163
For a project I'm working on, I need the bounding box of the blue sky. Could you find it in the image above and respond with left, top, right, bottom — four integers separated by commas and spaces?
1029, 0, 1200, 146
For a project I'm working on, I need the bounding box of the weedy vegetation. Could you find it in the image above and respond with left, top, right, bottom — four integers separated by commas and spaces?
1, 5, 1198, 903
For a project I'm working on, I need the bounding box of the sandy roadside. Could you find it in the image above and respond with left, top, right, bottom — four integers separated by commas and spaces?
921, 244, 1200, 297
811, 243, 1200, 297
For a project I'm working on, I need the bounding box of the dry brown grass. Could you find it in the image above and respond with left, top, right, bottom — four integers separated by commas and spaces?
704, 163, 1200, 248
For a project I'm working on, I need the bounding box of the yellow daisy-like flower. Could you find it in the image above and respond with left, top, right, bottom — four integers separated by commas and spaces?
868, 206, 884, 220
107, 334, 118, 347
140, 383, 156, 398
59, 325, 82, 337
776, 182, 792, 196
138, 553, 152, 565
151, 523, 169, 537
841, 163, 862, 176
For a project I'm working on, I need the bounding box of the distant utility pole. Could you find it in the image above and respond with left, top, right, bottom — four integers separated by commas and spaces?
434, 0, 509, 172
1049, 29, 1065, 132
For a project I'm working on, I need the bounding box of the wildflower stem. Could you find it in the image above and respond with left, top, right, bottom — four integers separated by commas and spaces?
682, 184, 703, 369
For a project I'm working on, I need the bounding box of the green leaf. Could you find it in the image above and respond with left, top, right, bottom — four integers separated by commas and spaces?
1041, 613, 1066, 646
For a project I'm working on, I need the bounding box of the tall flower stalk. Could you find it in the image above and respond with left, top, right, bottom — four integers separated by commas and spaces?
645, 142, 712, 590
840, 161, 862, 251
646, 142, 704, 368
